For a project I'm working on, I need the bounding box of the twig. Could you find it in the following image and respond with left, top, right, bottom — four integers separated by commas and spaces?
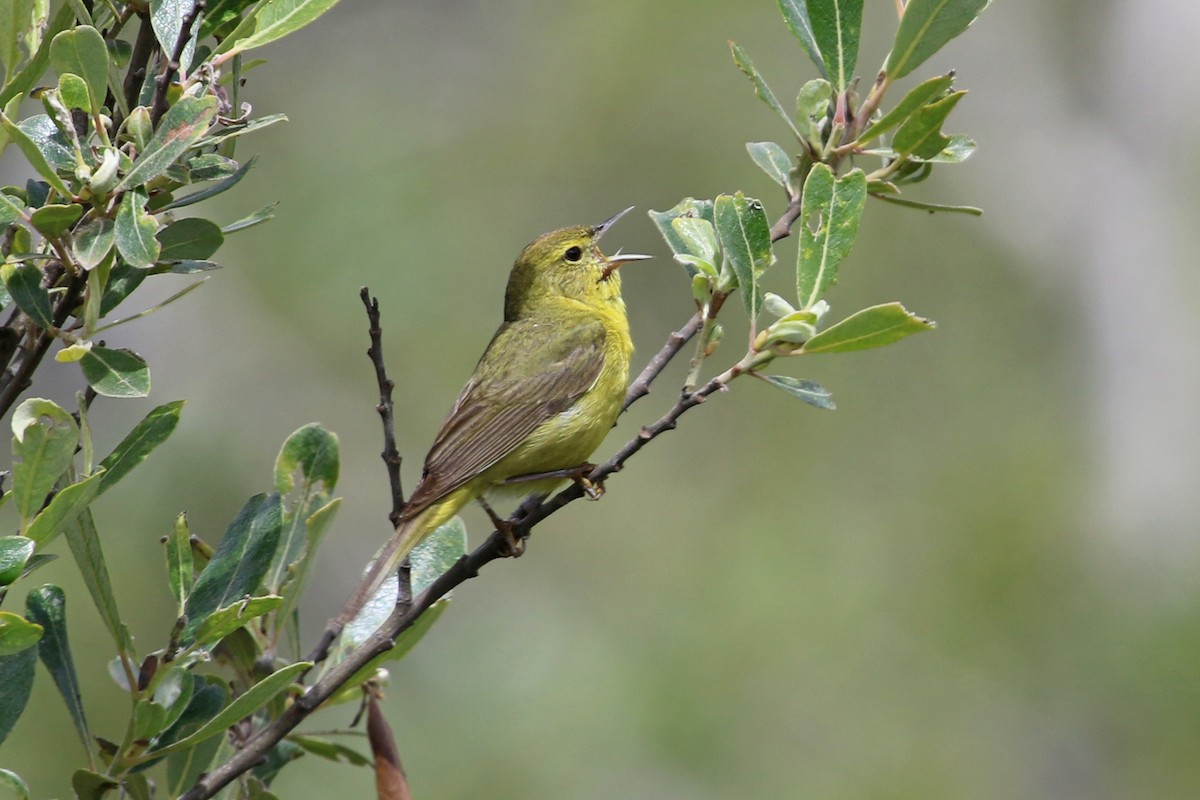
150, 0, 206, 125
120, 14, 157, 122
0, 274, 87, 419
360, 288, 406, 524
622, 310, 703, 410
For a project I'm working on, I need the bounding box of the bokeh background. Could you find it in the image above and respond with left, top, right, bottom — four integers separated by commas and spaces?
5, 1, 1200, 797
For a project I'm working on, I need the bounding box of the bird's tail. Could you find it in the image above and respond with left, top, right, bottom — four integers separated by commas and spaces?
334, 490, 467, 630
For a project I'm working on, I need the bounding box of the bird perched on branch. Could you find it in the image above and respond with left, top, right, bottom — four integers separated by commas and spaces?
337, 208, 649, 629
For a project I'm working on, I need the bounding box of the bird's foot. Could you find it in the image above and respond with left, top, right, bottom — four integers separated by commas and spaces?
569, 464, 604, 500
478, 497, 526, 557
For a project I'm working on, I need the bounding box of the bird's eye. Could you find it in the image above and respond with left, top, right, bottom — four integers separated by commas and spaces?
564, 246, 583, 263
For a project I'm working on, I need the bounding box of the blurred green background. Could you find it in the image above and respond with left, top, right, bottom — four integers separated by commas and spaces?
6, 0, 1200, 797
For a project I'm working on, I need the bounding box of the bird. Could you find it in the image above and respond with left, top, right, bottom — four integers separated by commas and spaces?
336, 208, 649, 630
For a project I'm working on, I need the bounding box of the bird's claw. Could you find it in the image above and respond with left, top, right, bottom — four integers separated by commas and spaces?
479, 497, 526, 557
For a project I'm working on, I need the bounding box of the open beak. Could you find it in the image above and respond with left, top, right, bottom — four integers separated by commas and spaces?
599, 248, 652, 281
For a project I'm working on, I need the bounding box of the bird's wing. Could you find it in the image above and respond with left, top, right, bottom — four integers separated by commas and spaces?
401, 316, 607, 518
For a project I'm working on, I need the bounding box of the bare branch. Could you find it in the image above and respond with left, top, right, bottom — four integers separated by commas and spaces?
150, 1, 206, 125
360, 287, 406, 524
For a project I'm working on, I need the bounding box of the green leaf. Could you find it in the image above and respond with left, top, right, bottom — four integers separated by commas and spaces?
25, 584, 91, 755
10, 397, 77, 522
886, 0, 992, 81
29, 201, 81, 237
925, 133, 975, 163
0, 0, 46, 76
17, 114, 74, 173
648, 198, 716, 277
183, 493, 283, 642
289, 735, 369, 766
858, 72, 953, 142
729, 42, 803, 141
48, 26, 107, 114
157, 155, 256, 211
215, 0, 344, 56
116, 95, 218, 191
0, 611, 42, 655
159, 675, 228, 790
2, 262, 52, 329
96, 402, 181, 496
65, 508, 135, 654
761, 374, 836, 410
0, 4, 72, 108
0, 646, 37, 745
192, 595, 282, 646
776, 0, 824, 76
156, 217, 225, 262
0, 769, 30, 800
115, 190, 160, 268
274, 419, 340, 494
150, 0, 198, 74
200, 0, 258, 39
100, 260, 147, 315
24, 469, 104, 546
79, 347, 151, 398
194, 114, 286, 148
0, 188, 25, 225
165, 513, 192, 613
802, 302, 935, 353
154, 661, 310, 755
0, 112, 70, 195
808, 0, 863, 93
70, 770, 116, 800
268, 424, 339, 591
0, 536, 34, 585
186, 153, 239, 181
273, 497, 339, 640
796, 165, 867, 309
892, 90, 965, 159
221, 201, 277, 234
714, 192, 772, 319
74, 217, 115, 270
871, 193, 982, 215
746, 141, 792, 190
56, 72, 91, 112
132, 697, 169, 742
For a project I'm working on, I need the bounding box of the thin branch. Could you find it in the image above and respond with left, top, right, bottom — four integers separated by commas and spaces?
0, 273, 86, 419
150, 0, 206, 125
360, 288, 405, 524
120, 14, 157, 121
622, 310, 702, 411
